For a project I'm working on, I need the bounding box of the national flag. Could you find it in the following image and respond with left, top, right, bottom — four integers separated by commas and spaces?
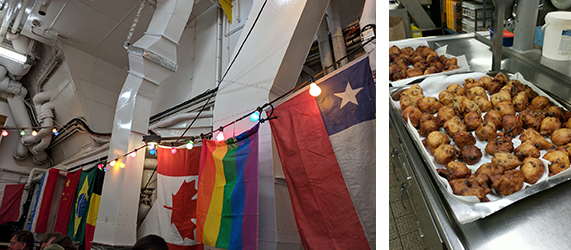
196, 124, 259, 250
84, 168, 105, 250
54, 170, 81, 234
28, 168, 60, 233
67, 167, 97, 243
0, 183, 25, 224
268, 55, 376, 249
138, 146, 204, 250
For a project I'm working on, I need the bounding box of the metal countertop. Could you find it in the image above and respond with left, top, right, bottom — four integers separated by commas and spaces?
389, 33, 571, 250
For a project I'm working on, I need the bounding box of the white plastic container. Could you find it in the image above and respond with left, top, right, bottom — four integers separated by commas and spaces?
542, 11, 571, 60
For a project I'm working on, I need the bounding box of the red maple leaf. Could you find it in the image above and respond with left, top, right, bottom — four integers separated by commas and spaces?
164, 179, 198, 240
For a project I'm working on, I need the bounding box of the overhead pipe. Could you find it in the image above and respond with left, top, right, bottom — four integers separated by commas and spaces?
7, 0, 30, 40
25, 167, 45, 189
148, 111, 213, 133
316, 16, 334, 74
327, 1, 348, 67
0, 0, 17, 42
37, 0, 50, 16
22, 92, 54, 159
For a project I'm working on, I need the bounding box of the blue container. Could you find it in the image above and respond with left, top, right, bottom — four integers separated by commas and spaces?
489, 28, 514, 47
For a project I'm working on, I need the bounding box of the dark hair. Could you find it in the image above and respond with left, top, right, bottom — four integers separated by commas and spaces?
41, 232, 63, 244
13, 231, 35, 250
51, 236, 76, 250
132, 235, 168, 250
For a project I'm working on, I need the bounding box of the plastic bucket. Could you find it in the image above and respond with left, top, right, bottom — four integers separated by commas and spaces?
541, 11, 571, 60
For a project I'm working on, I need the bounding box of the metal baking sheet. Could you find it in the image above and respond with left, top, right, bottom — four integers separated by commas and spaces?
391, 72, 571, 224
389, 39, 471, 87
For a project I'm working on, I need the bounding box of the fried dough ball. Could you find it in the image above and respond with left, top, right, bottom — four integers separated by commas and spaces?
491, 152, 523, 170
447, 83, 465, 96
520, 109, 543, 131
485, 135, 514, 155
389, 65, 406, 81
476, 163, 505, 178
402, 106, 423, 127
437, 105, 460, 125
464, 111, 483, 131
443, 116, 467, 137
418, 114, 441, 137
521, 158, 545, 184
453, 131, 476, 149
502, 114, 523, 138
458, 145, 483, 165
421, 47, 435, 56
401, 47, 415, 55
543, 150, 571, 176
450, 96, 466, 114
563, 118, 571, 129
438, 90, 455, 106
439, 54, 449, 64
444, 65, 460, 72
487, 80, 504, 95
417, 97, 443, 114
557, 143, 571, 156
401, 84, 424, 98
484, 110, 503, 129
466, 86, 486, 100
411, 56, 426, 65
399, 96, 417, 111
520, 129, 555, 150
514, 141, 540, 161
543, 105, 564, 121
413, 62, 427, 72
424, 66, 441, 75
501, 80, 526, 97
470, 173, 492, 192
389, 45, 401, 55
445, 57, 458, 67
539, 117, 561, 137
530, 96, 551, 111
551, 128, 571, 146
464, 80, 485, 91
475, 122, 497, 141
490, 90, 512, 108
461, 98, 482, 115
512, 92, 529, 112
473, 95, 493, 112
434, 144, 458, 165
493, 73, 510, 84
495, 102, 516, 117
449, 176, 490, 202
478, 75, 493, 90
437, 161, 472, 181
523, 85, 539, 100
491, 169, 525, 196
423, 131, 450, 155
426, 53, 439, 64
406, 68, 424, 78
563, 111, 571, 123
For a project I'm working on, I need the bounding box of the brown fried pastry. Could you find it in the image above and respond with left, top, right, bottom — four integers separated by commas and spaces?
437, 105, 460, 125
530, 96, 551, 111
519, 128, 555, 150
478, 75, 493, 90
447, 83, 465, 96
543, 105, 564, 121
551, 128, 571, 146
464, 111, 483, 131
476, 163, 505, 178
475, 122, 497, 141
458, 145, 483, 165
423, 131, 450, 155
487, 80, 504, 95
444, 65, 460, 72
424, 66, 441, 75
431, 62, 445, 71
490, 90, 512, 108
400, 84, 424, 100
563, 111, 571, 123
563, 118, 571, 129
439, 54, 449, 64
426, 53, 439, 64
399, 96, 417, 112
523, 85, 539, 100
445, 57, 458, 67
417, 97, 443, 114
491, 152, 523, 170
520, 109, 543, 131
491, 169, 525, 196
521, 157, 545, 184
502, 114, 523, 138
437, 161, 472, 181
438, 90, 456, 106
422, 47, 435, 57
493, 73, 510, 83
514, 141, 540, 161
495, 101, 516, 117
389, 65, 406, 81
461, 98, 482, 115
389, 45, 401, 55
543, 150, 571, 176
413, 62, 427, 72
453, 131, 477, 149
433, 144, 458, 165
443, 116, 467, 138
450, 96, 466, 115
484, 110, 503, 129
464, 80, 485, 91
512, 92, 529, 112
485, 135, 514, 155
406, 68, 424, 78
401, 46, 415, 55
449, 176, 491, 202
402, 106, 423, 127
501, 80, 526, 97
411, 56, 426, 65
473, 95, 493, 112
557, 143, 571, 156
466, 86, 486, 100
418, 114, 441, 137
539, 117, 561, 137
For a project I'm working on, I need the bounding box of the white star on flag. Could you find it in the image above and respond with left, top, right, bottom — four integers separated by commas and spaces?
334, 82, 363, 109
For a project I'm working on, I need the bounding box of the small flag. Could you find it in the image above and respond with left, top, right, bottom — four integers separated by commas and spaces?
196, 124, 259, 250
54, 170, 82, 234
84, 168, 105, 250
0, 183, 25, 225
28, 168, 60, 233
67, 167, 97, 243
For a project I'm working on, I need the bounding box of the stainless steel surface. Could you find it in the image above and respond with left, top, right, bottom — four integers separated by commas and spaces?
398, 0, 436, 30
389, 33, 571, 249
513, 0, 540, 51
492, 0, 505, 71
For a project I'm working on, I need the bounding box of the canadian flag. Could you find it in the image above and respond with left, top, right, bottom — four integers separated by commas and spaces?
138, 146, 203, 250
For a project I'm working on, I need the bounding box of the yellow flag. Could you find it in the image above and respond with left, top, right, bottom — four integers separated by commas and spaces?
218, 0, 233, 23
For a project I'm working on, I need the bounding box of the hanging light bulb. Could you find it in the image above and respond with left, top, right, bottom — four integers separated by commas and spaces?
1, 130, 8, 137
148, 142, 157, 150
20, 130, 25, 136
109, 160, 116, 167
216, 131, 225, 142
186, 140, 194, 150
149, 148, 156, 155
97, 163, 104, 169
171, 147, 177, 154
309, 83, 321, 97
130, 151, 137, 158
250, 111, 260, 122
118, 161, 125, 168
52, 128, 59, 136
32, 130, 38, 136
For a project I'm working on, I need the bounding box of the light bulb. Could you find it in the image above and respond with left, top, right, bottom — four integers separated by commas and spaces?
97, 164, 104, 169
118, 161, 125, 168
110, 160, 116, 167
149, 148, 156, 155
171, 147, 177, 154
1, 130, 8, 136
250, 111, 260, 122
32, 130, 38, 136
130, 151, 137, 158
309, 83, 321, 97
52, 128, 58, 136
148, 142, 157, 150
216, 132, 225, 142
20, 130, 25, 136
186, 141, 194, 150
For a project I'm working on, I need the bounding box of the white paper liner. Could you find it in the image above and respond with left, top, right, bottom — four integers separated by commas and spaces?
389, 39, 471, 87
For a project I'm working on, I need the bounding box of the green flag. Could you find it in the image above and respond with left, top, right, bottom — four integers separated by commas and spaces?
67, 167, 98, 242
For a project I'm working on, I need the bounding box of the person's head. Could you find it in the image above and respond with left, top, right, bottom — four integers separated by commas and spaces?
51, 235, 76, 250
8, 231, 35, 250
40, 232, 63, 250
132, 235, 168, 250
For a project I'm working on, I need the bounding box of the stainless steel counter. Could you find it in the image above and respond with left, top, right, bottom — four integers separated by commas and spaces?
389, 33, 571, 250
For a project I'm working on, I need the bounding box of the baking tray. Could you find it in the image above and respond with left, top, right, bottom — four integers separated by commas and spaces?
389, 39, 471, 87
390, 71, 571, 224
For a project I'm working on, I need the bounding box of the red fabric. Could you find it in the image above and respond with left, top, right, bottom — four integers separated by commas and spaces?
166, 243, 203, 250
0, 184, 25, 224
35, 168, 60, 232
158, 146, 201, 176
268, 91, 370, 250
54, 170, 82, 234
84, 224, 95, 250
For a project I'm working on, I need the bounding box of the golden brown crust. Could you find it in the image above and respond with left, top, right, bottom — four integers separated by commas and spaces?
512, 92, 529, 112
475, 122, 497, 141
543, 105, 564, 121
495, 102, 517, 117
437, 161, 472, 180
464, 111, 483, 131
491, 169, 525, 196
473, 95, 493, 112
453, 131, 477, 149
514, 141, 540, 161
449, 175, 491, 202
520, 109, 543, 131
438, 90, 456, 106
476, 163, 505, 178
502, 114, 523, 138
491, 152, 523, 170
423, 131, 450, 155
543, 150, 571, 176
443, 116, 467, 138
437, 105, 460, 125
551, 128, 571, 146
540, 117, 561, 137
447, 83, 465, 96
530, 96, 551, 111
458, 145, 483, 165
418, 114, 441, 137
417, 97, 443, 114
402, 106, 423, 128
485, 135, 514, 155
520, 128, 556, 150
434, 144, 458, 165
521, 158, 545, 184
484, 110, 503, 129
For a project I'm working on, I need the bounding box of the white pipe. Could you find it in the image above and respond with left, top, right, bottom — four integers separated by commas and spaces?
25, 167, 46, 189
38, 0, 51, 16
0, 0, 18, 42
327, 1, 348, 67
8, 34, 30, 54
144, 158, 157, 170
9, 0, 29, 36
317, 17, 333, 73
148, 111, 213, 131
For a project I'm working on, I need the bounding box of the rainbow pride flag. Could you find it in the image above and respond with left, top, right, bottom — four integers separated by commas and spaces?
197, 124, 259, 250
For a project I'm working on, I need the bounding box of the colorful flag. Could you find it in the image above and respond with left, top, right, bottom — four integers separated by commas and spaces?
28, 168, 60, 233
54, 170, 82, 234
67, 167, 97, 243
268, 55, 376, 249
84, 168, 105, 250
196, 124, 259, 250
0, 183, 25, 224
138, 146, 204, 250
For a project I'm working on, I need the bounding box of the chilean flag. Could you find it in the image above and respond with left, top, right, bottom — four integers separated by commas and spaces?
268, 55, 376, 249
